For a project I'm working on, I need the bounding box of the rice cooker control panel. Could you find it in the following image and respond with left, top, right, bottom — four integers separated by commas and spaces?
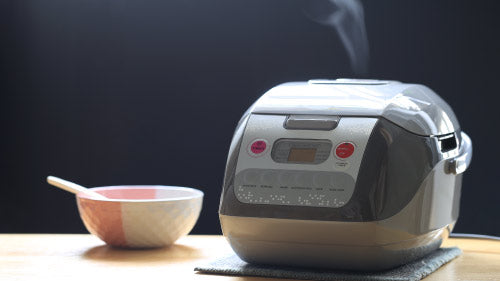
234, 114, 377, 208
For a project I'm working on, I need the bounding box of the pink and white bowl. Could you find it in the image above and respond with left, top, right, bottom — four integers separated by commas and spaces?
76, 186, 203, 248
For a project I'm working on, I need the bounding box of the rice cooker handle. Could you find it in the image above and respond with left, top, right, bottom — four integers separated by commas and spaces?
447, 132, 472, 175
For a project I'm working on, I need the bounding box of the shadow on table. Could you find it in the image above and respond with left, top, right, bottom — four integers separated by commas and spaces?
82, 243, 200, 263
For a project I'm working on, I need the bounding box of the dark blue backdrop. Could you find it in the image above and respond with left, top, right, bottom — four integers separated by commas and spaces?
1, 0, 499, 235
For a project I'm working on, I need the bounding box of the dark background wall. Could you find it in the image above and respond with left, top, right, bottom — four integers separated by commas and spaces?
1, 0, 499, 235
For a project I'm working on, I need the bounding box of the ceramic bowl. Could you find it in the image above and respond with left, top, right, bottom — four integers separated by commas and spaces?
76, 186, 203, 248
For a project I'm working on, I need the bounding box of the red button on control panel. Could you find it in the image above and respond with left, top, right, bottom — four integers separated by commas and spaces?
335, 142, 355, 159
248, 139, 268, 157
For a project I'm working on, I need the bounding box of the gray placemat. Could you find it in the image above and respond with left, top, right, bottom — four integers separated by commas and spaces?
195, 247, 461, 281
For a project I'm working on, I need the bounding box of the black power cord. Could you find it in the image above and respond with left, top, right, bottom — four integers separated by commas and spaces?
450, 233, 500, 241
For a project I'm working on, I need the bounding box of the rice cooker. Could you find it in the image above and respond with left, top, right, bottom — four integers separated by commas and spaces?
218, 79, 472, 270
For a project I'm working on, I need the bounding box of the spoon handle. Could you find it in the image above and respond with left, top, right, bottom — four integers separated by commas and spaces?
47, 176, 107, 199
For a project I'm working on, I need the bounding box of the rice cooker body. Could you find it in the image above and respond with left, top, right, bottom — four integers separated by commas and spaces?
219, 80, 472, 270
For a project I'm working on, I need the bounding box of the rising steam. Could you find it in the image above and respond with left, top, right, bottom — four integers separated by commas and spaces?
305, 0, 370, 74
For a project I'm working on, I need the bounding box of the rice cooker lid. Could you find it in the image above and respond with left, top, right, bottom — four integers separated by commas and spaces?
251, 79, 460, 136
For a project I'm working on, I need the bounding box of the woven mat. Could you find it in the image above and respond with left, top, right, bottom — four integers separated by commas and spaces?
195, 247, 461, 281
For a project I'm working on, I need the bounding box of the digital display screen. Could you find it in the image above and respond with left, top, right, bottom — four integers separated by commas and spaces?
287, 148, 317, 163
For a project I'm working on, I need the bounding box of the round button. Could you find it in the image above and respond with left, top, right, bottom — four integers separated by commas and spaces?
248, 139, 268, 157
335, 142, 355, 159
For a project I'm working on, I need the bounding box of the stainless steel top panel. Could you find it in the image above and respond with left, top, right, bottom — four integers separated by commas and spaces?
250, 79, 460, 136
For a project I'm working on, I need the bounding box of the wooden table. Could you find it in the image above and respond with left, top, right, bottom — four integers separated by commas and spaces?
1, 234, 499, 281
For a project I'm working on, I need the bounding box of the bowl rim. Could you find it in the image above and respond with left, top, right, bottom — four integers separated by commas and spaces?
76, 185, 204, 203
